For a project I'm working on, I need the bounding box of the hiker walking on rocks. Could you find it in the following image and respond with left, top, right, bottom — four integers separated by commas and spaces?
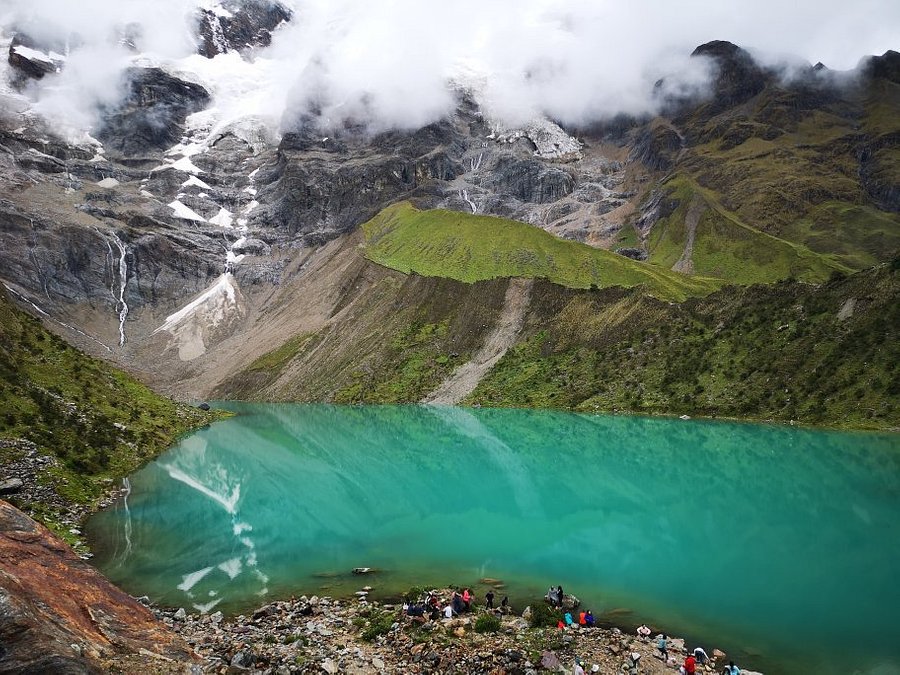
657, 634, 669, 661
500, 595, 509, 613
584, 609, 595, 627
693, 647, 710, 665
683, 651, 697, 675
485, 590, 494, 609
557, 585, 564, 607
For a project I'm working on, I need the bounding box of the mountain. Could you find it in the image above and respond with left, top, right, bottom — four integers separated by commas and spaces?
0, 286, 216, 542
0, 6, 897, 429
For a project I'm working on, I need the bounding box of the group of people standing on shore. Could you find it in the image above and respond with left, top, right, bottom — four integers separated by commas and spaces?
651, 630, 743, 675
404, 587, 511, 621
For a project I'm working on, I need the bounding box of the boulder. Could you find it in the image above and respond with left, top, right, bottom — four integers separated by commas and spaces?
540, 651, 561, 670
0, 478, 23, 495
230, 649, 255, 668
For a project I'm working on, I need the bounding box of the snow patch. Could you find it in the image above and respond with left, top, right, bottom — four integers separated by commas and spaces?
152, 274, 241, 358
182, 175, 212, 190
192, 598, 221, 614
209, 208, 234, 228
12, 44, 58, 66
168, 200, 207, 222
178, 566, 214, 592
218, 557, 243, 579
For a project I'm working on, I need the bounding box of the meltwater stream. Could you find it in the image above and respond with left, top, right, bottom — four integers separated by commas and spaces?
86, 404, 900, 675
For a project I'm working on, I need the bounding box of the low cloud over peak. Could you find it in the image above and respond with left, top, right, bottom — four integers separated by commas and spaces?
2, 0, 898, 139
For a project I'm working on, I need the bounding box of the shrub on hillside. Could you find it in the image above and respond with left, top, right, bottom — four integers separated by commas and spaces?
528, 602, 563, 628
474, 613, 501, 633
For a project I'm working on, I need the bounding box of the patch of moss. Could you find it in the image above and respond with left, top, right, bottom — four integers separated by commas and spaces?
334, 319, 466, 404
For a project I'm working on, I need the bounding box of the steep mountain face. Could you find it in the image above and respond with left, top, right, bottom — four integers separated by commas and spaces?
0, 11, 897, 426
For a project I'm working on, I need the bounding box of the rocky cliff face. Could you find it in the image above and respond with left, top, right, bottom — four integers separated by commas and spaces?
195, 0, 291, 58
0, 500, 193, 673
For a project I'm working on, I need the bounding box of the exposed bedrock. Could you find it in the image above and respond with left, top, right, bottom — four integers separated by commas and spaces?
0, 500, 194, 673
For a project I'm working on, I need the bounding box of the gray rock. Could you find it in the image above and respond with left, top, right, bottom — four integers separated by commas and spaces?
195, 1, 292, 59
539, 651, 560, 670
174, 607, 187, 620
0, 478, 24, 495
230, 649, 255, 668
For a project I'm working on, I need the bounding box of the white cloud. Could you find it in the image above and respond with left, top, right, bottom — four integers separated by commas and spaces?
2, 0, 897, 138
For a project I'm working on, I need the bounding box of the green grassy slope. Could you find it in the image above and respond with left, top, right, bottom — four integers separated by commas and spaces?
0, 289, 219, 536
469, 260, 900, 430
362, 202, 720, 301
648, 177, 850, 283
655, 78, 900, 277
216, 247, 898, 430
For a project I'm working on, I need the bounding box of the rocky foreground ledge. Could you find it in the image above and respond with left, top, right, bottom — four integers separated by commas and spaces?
0, 498, 754, 674
158, 594, 746, 675
0, 499, 193, 673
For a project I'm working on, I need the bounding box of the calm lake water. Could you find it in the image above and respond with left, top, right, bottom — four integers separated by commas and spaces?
86, 404, 900, 675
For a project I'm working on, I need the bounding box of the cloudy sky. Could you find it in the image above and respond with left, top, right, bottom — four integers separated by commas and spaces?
2, 0, 898, 135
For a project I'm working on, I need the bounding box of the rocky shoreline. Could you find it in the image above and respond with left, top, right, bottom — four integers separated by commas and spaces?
151, 592, 748, 675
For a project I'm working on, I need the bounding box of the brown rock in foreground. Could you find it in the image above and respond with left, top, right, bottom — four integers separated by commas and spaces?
0, 499, 194, 673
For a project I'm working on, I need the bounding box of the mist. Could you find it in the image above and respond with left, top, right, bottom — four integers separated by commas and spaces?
1, 0, 898, 140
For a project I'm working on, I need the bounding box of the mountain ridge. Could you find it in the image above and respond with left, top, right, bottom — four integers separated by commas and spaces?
0, 27, 896, 426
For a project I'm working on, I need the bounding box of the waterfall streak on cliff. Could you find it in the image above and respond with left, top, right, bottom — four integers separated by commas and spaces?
459, 189, 477, 214
110, 234, 129, 346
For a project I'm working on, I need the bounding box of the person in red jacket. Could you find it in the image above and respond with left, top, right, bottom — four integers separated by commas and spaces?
684, 653, 697, 675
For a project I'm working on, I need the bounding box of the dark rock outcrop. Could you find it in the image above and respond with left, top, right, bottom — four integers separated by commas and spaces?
860, 49, 900, 84
859, 132, 900, 212
7, 33, 64, 84
629, 122, 683, 171
690, 40, 769, 113
487, 157, 575, 204
195, 0, 291, 58
261, 120, 468, 243
96, 67, 210, 158
0, 500, 194, 673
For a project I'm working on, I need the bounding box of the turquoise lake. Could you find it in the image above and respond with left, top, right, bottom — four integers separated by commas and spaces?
86, 404, 900, 675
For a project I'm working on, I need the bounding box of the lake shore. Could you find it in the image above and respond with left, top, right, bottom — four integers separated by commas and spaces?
154, 591, 743, 675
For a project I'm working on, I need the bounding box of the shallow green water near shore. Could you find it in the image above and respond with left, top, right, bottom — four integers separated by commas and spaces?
86, 404, 900, 675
